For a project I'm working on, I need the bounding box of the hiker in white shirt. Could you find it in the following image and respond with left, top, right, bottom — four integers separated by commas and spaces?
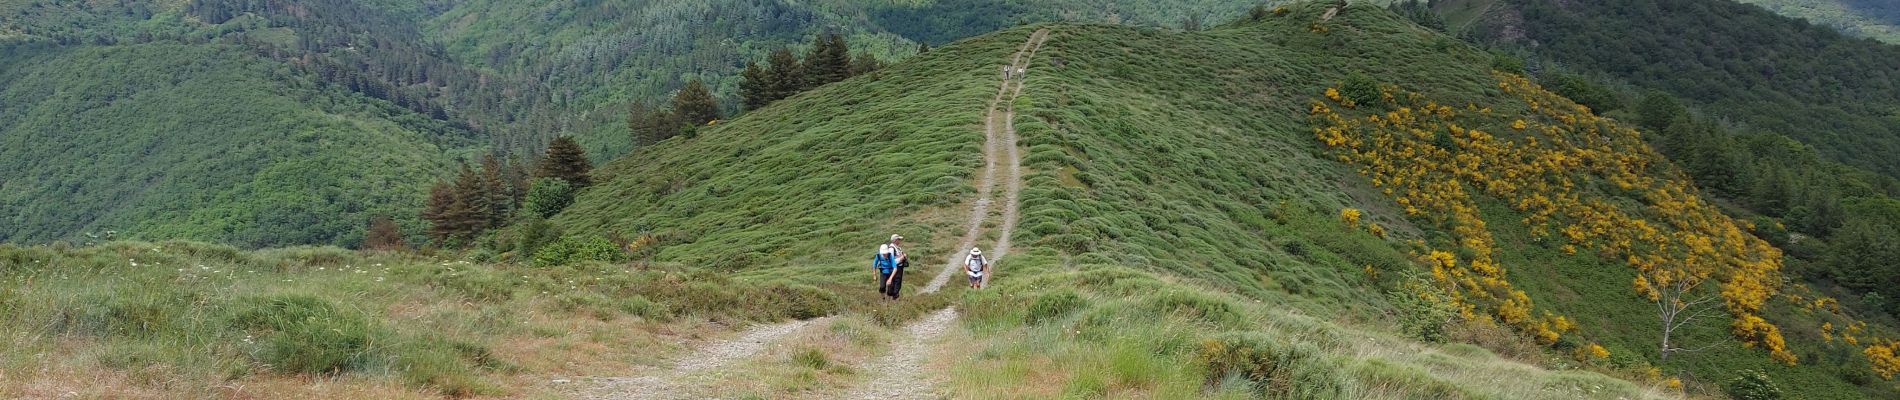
965, 247, 990, 289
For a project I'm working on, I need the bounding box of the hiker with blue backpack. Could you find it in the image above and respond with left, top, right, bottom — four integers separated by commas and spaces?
874, 234, 909, 300
966, 247, 990, 289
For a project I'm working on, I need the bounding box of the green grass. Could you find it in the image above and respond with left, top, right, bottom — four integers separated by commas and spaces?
0, 240, 871, 397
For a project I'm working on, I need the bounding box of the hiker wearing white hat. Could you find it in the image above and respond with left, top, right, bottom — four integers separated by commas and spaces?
965, 247, 990, 289
873, 234, 909, 299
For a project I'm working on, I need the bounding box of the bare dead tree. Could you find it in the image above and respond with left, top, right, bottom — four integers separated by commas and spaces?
1654, 276, 1721, 361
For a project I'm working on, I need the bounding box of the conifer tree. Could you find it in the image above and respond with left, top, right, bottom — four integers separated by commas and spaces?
804, 32, 852, 88
673, 79, 721, 126
849, 52, 880, 77
422, 163, 489, 245
480, 154, 513, 226
917, 42, 930, 54
363, 216, 406, 251
504, 154, 533, 207
537, 136, 593, 188
739, 61, 772, 111
629, 100, 676, 146
449, 162, 491, 235
422, 181, 456, 244
765, 48, 804, 102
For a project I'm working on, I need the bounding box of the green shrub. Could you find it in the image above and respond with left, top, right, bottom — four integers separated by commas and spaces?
513, 216, 563, 261
531, 236, 623, 267
1351, 359, 1474, 399
524, 178, 576, 218
397, 335, 505, 396
228, 295, 381, 375
618, 295, 672, 321
1141, 292, 1243, 327
793, 347, 831, 370
1490, 50, 1525, 74
1025, 289, 1087, 325
1195, 332, 1344, 398
1340, 71, 1382, 107
75, 292, 184, 339
1726, 370, 1784, 400
1388, 284, 1453, 343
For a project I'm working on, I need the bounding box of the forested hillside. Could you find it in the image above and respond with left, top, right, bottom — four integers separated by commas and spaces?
1456, 0, 1900, 180
0, 41, 460, 248
1442, 0, 1900, 343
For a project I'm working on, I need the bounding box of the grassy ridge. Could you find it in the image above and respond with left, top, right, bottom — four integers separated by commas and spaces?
550, 25, 1026, 277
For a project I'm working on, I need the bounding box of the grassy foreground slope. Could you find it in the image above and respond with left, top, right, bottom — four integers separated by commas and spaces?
0, 42, 456, 248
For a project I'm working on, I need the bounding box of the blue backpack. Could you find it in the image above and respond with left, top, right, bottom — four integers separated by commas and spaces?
873, 246, 897, 272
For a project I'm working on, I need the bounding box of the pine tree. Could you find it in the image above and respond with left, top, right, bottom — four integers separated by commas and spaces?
917, 42, 930, 54
765, 48, 804, 102
739, 61, 772, 111
363, 216, 406, 251
422, 163, 490, 246
804, 32, 852, 88
422, 181, 457, 244
480, 154, 513, 226
849, 51, 880, 77
504, 154, 533, 207
673, 79, 721, 126
537, 136, 593, 188
629, 100, 664, 146
448, 162, 491, 237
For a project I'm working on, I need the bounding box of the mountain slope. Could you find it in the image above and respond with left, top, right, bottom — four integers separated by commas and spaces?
0, 41, 456, 247
1453, 0, 1900, 180
1738, 0, 1900, 43
554, 3, 1898, 398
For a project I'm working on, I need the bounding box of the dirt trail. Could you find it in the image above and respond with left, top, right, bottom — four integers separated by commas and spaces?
582, 317, 831, 399
924, 28, 1047, 292
841, 307, 960, 399
848, 29, 1047, 400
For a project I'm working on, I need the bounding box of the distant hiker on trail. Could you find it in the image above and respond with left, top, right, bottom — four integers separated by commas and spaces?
965, 247, 990, 289
874, 234, 909, 300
